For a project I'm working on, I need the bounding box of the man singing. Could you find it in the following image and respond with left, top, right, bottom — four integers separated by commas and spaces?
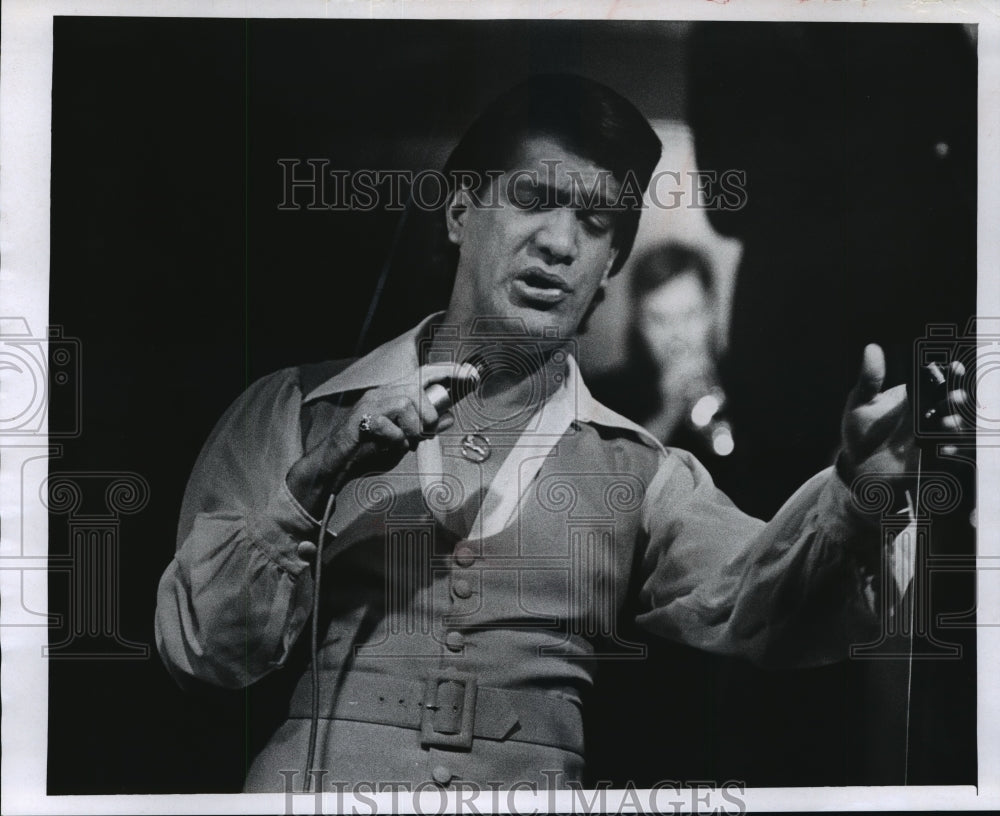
154, 74, 963, 791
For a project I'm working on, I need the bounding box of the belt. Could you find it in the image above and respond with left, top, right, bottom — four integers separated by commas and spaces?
289, 668, 584, 755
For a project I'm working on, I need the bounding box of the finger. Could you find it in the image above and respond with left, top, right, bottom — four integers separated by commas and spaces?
419, 362, 483, 396
949, 360, 966, 379
925, 388, 970, 432
887, 398, 915, 446
847, 343, 886, 408
424, 382, 452, 413
383, 390, 442, 432
941, 414, 964, 430
366, 414, 407, 447
387, 401, 424, 442
416, 389, 443, 428
868, 383, 911, 445
420, 361, 483, 382
880, 381, 908, 406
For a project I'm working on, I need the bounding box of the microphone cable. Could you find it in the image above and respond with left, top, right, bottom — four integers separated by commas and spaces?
299, 192, 418, 791
304, 489, 337, 792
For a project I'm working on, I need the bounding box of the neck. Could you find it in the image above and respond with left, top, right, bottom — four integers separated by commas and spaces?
426, 311, 572, 426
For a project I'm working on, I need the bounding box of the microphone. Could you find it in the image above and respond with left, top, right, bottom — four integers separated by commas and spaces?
425, 382, 453, 413
424, 359, 485, 415
330, 362, 483, 497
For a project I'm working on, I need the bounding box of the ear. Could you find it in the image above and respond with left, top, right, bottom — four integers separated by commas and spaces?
445, 187, 472, 246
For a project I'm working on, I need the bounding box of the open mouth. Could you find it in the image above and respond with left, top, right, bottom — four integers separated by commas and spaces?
512, 268, 572, 306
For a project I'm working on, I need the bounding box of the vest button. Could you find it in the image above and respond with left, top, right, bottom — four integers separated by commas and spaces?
445, 631, 465, 652
452, 578, 473, 599
454, 545, 476, 567
432, 765, 452, 785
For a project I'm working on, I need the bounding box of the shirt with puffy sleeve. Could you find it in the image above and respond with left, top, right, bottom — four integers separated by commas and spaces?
155, 315, 880, 791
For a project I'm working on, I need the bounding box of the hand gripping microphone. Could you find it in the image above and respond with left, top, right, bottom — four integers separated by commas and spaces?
425, 382, 454, 413
424, 359, 484, 415
328, 363, 481, 497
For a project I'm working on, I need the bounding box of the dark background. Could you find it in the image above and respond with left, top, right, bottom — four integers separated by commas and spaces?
48, 18, 976, 793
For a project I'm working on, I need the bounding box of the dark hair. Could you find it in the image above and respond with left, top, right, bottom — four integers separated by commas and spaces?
630, 242, 715, 301
371, 75, 661, 348
443, 73, 662, 276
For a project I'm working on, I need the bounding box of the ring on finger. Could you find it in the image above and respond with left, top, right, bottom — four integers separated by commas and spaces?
358, 413, 375, 437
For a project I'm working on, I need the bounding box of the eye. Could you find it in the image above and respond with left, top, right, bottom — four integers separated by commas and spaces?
510, 181, 546, 211
579, 209, 614, 236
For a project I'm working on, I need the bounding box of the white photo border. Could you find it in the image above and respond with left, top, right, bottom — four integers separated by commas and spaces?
2, 0, 998, 812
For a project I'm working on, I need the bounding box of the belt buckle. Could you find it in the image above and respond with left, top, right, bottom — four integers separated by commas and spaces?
420, 670, 478, 750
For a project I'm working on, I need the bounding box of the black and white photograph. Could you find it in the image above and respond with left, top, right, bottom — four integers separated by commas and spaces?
1, 1, 998, 813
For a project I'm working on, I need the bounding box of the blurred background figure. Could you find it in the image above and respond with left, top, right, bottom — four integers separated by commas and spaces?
590, 242, 735, 464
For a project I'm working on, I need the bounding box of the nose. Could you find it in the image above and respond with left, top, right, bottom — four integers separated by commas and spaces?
531, 208, 578, 266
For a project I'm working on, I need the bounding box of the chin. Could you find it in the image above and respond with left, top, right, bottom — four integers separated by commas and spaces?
519, 310, 576, 340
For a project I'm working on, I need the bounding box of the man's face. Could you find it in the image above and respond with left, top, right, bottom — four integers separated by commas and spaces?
444, 136, 620, 340
640, 270, 714, 370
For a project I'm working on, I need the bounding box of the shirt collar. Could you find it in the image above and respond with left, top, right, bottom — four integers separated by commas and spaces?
302, 313, 440, 403
303, 312, 665, 454
566, 354, 666, 454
